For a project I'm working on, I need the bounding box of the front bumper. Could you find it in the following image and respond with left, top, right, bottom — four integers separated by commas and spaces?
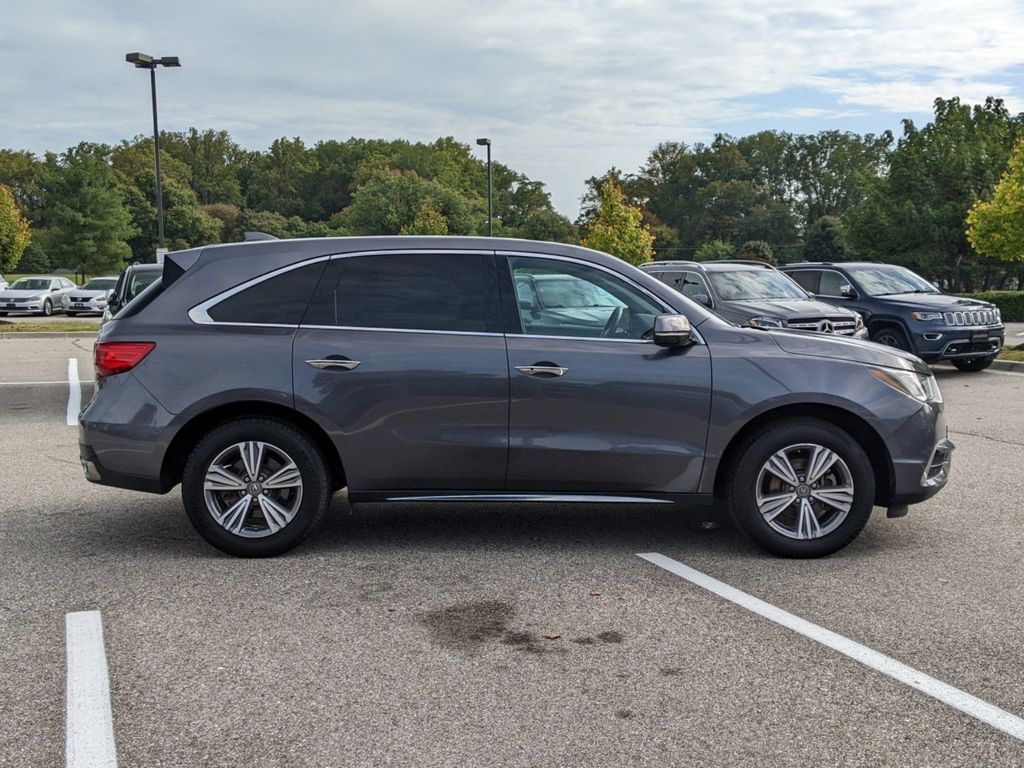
64, 299, 107, 313
914, 325, 1004, 362
891, 437, 954, 504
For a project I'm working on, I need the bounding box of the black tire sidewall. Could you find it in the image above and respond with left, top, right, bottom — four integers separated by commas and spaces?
952, 355, 995, 372
42, 299, 52, 317
727, 419, 875, 558
871, 324, 910, 351
182, 418, 330, 557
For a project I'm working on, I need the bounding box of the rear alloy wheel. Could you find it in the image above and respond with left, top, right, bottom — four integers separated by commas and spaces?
727, 419, 875, 557
870, 324, 909, 351
182, 418, 331, 557
951, 355, 995, 372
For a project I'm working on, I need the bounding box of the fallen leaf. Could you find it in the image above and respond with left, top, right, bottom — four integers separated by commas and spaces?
544, 632, 561, 640
590, 591, 602, 596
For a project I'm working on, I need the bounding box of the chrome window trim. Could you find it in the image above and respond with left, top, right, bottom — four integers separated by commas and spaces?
188, 249, 495, 328
300, 324, 502, 338
498, 250, 705, 345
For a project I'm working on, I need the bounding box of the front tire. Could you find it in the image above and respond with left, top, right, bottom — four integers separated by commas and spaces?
726, 419, 875, 558
182, 418, 331, 557
951, 355, 995, 372
870, 324, 910, 352
40, 299, 53, 317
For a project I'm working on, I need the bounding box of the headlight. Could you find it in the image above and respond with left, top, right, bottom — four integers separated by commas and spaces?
912, 311, 944, 321
748, 316, 788, 329
869, 367, 942, 404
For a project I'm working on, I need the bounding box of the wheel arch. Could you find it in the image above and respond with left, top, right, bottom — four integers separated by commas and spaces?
161, 401, 346, 492
712, 403, 895, 507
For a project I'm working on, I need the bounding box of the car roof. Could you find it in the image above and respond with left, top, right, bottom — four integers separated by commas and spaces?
126, 263, 163, 272
781, 262, 877, 268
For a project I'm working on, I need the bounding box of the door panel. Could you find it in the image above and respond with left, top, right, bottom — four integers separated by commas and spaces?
294, 328, 509, 491
506, 337, 711, 492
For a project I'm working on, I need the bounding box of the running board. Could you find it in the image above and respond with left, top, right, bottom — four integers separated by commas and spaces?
345, 491, 708, 505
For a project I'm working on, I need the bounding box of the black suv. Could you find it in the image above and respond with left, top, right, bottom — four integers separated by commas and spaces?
639, 260, 867, 338
780, 262, 1004, 371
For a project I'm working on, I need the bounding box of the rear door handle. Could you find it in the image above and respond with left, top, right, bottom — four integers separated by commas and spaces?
306, 358, 361, 370
515, 365, 569, 377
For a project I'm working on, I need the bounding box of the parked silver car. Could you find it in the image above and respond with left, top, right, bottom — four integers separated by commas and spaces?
63, 276, 119, 316
0, 274, 8, 291
0, 276, 76, 316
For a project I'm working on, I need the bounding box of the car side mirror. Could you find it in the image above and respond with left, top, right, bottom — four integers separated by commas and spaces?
653, 314, 693, 347
106, 289, 115, 301
840, 284, 858, 299
693, 292, 712, 308
518, 299, 534, 311
51, 286, 61, 292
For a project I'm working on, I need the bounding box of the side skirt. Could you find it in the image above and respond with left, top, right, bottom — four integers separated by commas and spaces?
346, 490, 715, 506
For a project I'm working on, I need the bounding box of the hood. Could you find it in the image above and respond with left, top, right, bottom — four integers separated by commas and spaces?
769, 329, 931, 375
0, 289, 50, 300
869, 292, 994, 311
717, 297, 858, 323
69, 289, 109, 298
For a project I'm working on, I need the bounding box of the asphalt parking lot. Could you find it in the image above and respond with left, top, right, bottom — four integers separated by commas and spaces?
2, 335, 1024, 767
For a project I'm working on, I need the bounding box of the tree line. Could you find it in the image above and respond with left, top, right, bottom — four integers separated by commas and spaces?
1, 96, 1022, 290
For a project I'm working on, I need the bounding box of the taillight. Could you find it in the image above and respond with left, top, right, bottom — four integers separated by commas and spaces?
94, 341, 156, 378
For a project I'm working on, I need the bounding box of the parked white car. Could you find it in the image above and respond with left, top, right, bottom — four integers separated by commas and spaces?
0, 276, 76, 316
63, 276, 119, 316
0, 274, 8, 291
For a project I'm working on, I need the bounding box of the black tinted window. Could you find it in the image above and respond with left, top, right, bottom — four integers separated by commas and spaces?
209, 262, 327, 325
305, 253, 495, 332
788, 270, 819, 292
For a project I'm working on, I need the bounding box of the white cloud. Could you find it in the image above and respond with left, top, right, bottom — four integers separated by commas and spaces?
1, 0, 1023, 214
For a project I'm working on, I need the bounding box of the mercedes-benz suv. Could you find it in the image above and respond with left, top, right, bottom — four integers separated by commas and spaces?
79, 237, 951, 559
640, 260, 868, 338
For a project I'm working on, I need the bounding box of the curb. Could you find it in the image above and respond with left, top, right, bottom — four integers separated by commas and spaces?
991, 358, 1024, 374
0, 331, 100, 339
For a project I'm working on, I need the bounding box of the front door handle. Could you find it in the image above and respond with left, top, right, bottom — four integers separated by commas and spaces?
515, 365, 569, 377
306, 358, 361, 370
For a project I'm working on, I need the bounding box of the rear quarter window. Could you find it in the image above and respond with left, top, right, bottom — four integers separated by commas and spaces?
207, 262, 328, 325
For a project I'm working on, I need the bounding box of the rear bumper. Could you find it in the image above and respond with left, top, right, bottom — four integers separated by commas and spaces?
79, 443, 167, 494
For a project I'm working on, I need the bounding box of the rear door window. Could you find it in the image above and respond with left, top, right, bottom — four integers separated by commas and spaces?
207, 262, 328, 325
304, 252, 499, 333
788, 270, 820, 293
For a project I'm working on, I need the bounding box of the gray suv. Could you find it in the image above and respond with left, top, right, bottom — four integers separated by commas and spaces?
639, 260, 867, 338
80, 237, 952, 559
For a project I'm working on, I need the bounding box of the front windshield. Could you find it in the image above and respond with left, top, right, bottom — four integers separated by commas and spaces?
707, 269, 807, 301
10, 278, 51, 291
846, 265, 937, 296
83, 278, 117, 291
533, 277, 624, 308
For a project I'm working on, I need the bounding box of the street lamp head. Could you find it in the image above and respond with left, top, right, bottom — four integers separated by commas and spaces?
157, 56, 181, 67
125, 52, 154, 68
476, 138, 491, 146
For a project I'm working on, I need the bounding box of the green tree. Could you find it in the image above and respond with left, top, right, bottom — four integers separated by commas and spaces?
0, 150, 47, 223
738, 240, 775, 264
803, 215, 846, 262
967, 139, 1024, 262
581, 179, 654, 265
400, 203, 449, 235
43, 144, 135, 275
693, 239, 735, 261
16, 240, 50, 272
161, 128, 244, 205
246, 137, 317, 217
843, 97, 1023, 289
0, 184, 31, 271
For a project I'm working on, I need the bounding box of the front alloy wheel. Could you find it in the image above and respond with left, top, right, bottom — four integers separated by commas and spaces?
727, 418, 874, 557
755, 444, 854, 540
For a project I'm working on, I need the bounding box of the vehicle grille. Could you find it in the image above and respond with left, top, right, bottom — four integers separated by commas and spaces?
787, 318, 858, 336
70, 296, 90, 302
943, 309, 998, 326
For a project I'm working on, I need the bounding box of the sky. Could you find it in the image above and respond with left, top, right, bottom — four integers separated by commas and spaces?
2, 0, 1024, 218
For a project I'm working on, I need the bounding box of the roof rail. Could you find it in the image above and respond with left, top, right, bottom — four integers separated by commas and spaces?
243, 231, 279, 242
703, 259, 775, 268
642, 260, 701, 267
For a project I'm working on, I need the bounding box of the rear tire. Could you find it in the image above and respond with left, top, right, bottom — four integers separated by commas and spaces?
870, 324, 910, 352
951, 355, 995, 372
725, 418, 875, 558
182, 418, 331, 557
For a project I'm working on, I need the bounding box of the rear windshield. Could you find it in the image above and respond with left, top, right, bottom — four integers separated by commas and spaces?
707, 269, 806, 301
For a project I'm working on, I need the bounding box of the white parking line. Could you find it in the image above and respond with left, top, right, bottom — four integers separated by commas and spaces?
0, 380, 96, 387
66, 358, 81, 426
65, 611, 118, 768
638, 552, 1024, 743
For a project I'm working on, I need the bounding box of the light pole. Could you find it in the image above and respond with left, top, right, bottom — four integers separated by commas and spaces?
476, 138, 492, 236
126, 52, 180, 258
